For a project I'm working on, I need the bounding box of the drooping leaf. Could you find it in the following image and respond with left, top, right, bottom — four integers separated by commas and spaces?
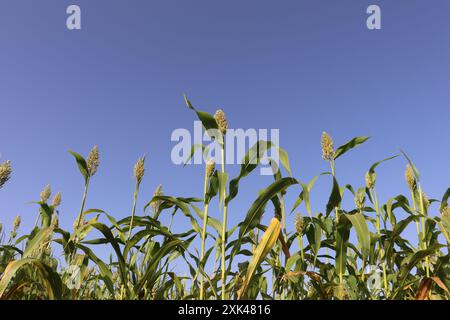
0, 258, 63, 299
69, 150, 89, 183
335, 215, 351, 277
326, 176, 342, 216
345, 212, 370, 261
334, 136, 369, 160
238, 177, 297, 240
238, 218, 281, 299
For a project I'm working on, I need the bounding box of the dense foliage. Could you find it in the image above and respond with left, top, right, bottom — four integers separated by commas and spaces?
0, 97, 449, 300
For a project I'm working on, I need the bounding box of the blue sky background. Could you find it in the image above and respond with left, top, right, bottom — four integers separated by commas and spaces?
0, 1, 449, 265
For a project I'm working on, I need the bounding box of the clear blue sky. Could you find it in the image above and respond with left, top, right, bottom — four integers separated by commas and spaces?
1, 1, 449, 262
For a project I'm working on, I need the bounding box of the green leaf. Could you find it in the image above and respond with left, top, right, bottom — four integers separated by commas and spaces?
345, 212, 370, 261
326, 176, 342, 216
217, 171, 228, 208
385, 215, 418, 268
145, 196, 202, 234
368, 155, 399, 173
89, 222, 127, 289
306, 219, 322, 262
239, 177, 297, 240
184, 95, 223, 145
69, 150, 89, 183
400, 149, 420, 181
0, 258, 62, 299
440, 188, 450, 213
23, 226, 54, 259
76, 244, 115, 295
191, 203, 222, 236
238, 218, 281, 299
227, 140, 274, 204
183, 144, 208, 166
392, 244, 444, 299
277, 146, 292, 176
335, 215, 351, 277
135, 239, 183, 293
334, 136, 369, 160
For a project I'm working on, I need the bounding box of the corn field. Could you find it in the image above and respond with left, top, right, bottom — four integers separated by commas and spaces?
0, 97, 449, 300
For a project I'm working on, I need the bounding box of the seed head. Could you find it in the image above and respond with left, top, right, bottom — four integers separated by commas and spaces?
321, 132, 334, 161
40, 184, 52, 202
206, 159, 215, 177
214, 109, 228, 135
295, 213, 306, 235
405, 165, 416, 191
354, 188, 366, 211
151, 184, 164, 212
51, 213, 59, 228
13, 215, 21, 232
365, 171, 376, 189
421, 191, 430, 210
134, 156, 145, 184
87, 145, 99, 177
442, 206, 450, 219
0, 161, 12, 189
52, 192, 62, 207
73, 214, 87, 231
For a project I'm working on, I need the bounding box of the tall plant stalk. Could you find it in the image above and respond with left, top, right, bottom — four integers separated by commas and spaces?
418, 185, 430, 277
368, 184, 389, 296
200, 160, 214, 299
128, 156, 145, 241
220, 146, 228, 300
75, 179, 89, 230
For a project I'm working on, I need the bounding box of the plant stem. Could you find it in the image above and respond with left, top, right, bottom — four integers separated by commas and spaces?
297, 235, 305, 299
200, 165, 210, 300
371, 188, 389, 296
410, 190, 421, 248
160, 212, 175, 293
127, 182, 139, 241
330, 159, 342, 285
75, 179, 89, 230
220, 145, 228, 300
418, 185, 430, 277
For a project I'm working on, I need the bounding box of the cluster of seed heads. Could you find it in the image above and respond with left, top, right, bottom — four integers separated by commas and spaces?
40, 184, 52, 202
295, 213, 306, 235
151, 184, 164, 212
73, 214, 87, 231
365, 171, 376, 189
12, 215, 21, 232
52, 192, 62, 207
214, 109, 228, 135
405, 165, 417, 191
51, 213, 59, 228
421, 191, 430, 210
354, 188, 366, 211
0, 161, 12, 189
87, 145, 99, 177
206, 160, 215, 177
321, 132, 335, 161
134, 156, 145, 184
